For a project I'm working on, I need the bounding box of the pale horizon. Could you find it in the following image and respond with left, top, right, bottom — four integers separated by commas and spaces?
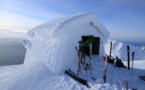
0, 0, 145, 45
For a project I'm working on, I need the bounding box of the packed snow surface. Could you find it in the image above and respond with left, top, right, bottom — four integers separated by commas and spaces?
0, 13, 145, 90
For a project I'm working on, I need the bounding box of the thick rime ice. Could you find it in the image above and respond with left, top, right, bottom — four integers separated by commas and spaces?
24, 13, 110, 74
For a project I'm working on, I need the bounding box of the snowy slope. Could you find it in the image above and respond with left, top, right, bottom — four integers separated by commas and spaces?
0, 13, 145, 90
105, 40, 145, 60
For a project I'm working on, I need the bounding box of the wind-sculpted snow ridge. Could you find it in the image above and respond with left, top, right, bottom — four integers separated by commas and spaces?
104, 40, 145, 60
27, 12, 109, 39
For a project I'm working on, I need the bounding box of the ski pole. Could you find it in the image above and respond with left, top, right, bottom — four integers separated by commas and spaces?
132, 52, 135, 73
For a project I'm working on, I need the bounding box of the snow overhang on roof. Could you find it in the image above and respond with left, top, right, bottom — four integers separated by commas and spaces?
28, 13, 110, 39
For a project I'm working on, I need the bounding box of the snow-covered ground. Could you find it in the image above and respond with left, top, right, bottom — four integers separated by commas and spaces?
0, 13, 145, 90
0, 53, 145, 90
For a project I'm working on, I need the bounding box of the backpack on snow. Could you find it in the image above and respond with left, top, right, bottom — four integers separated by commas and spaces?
115, 57, 126, 68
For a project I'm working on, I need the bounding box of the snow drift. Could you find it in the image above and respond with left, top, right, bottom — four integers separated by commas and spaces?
105, 40, 145, 60
24, 12, 110, 74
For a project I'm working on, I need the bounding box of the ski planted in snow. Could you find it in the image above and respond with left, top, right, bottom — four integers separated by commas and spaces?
132, 52, 135, 69
109, 41, 112, 57
127, 45, 130, 70
75, 46, 96, 81
107, 41, 114, 64
64, 69, 90, 88
75, 46, 84, 77
103, 54, 108, 83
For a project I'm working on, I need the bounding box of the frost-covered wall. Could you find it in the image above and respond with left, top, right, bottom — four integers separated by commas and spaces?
24, 13, 110, 74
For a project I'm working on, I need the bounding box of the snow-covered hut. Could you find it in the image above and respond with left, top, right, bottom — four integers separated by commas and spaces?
24, 13, 110, 74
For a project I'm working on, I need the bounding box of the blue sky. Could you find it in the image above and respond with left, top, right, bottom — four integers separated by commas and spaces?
0, 0, 145, 45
